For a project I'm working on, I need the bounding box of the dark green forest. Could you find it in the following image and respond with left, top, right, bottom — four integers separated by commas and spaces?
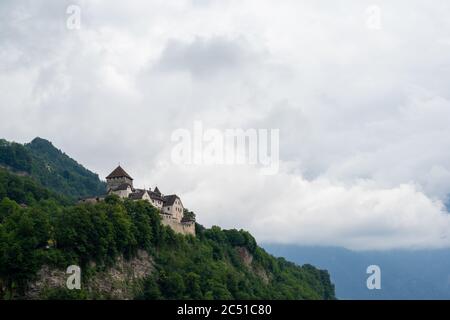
0, 138, 335, 300
0, 138, 105, 199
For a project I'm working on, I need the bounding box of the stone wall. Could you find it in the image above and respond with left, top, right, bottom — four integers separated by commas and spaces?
161, 216, 195, 236
106, 176, 133, 190
112, 187, 132, 199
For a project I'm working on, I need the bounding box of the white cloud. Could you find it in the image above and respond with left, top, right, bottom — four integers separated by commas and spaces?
1, 0, 450, 250
145, 159, 450, 251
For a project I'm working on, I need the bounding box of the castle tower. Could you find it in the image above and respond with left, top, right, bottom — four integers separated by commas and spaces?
106, 165, 134, 191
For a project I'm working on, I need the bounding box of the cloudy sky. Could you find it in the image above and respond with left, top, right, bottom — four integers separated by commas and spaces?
2, 0, 450, 250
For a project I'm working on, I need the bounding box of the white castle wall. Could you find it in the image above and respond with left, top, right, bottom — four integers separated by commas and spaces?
112, 187, 132, 198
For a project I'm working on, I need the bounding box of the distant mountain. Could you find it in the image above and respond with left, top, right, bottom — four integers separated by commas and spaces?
263, 244, 450, 300
0, 137, 105, 200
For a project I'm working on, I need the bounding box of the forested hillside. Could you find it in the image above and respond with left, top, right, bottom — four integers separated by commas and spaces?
0, 168, 70, 207
0, 176, 335, 300
0, 138, 105, 200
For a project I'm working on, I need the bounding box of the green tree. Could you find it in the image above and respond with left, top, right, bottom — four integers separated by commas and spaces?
185, 272, 203, 299
159, 272, 186, 299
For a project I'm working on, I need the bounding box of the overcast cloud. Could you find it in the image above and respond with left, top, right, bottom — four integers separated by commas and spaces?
1, 0, 450, 250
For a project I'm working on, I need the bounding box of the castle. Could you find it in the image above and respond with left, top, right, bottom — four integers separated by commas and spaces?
81, 165, 195, 236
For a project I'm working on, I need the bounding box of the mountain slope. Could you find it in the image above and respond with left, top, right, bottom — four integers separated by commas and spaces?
0, 138, 105, 199
0, 168, 69, 207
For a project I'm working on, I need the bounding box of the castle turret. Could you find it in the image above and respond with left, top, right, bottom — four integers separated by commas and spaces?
106, 165, 134, 195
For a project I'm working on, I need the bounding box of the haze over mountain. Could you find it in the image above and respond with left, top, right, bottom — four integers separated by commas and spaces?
264, 244, 450, 300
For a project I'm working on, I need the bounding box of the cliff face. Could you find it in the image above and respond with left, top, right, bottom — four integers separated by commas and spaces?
25, 248, 278, 300
26, 250, 154, 300
236, 247, 269, 284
